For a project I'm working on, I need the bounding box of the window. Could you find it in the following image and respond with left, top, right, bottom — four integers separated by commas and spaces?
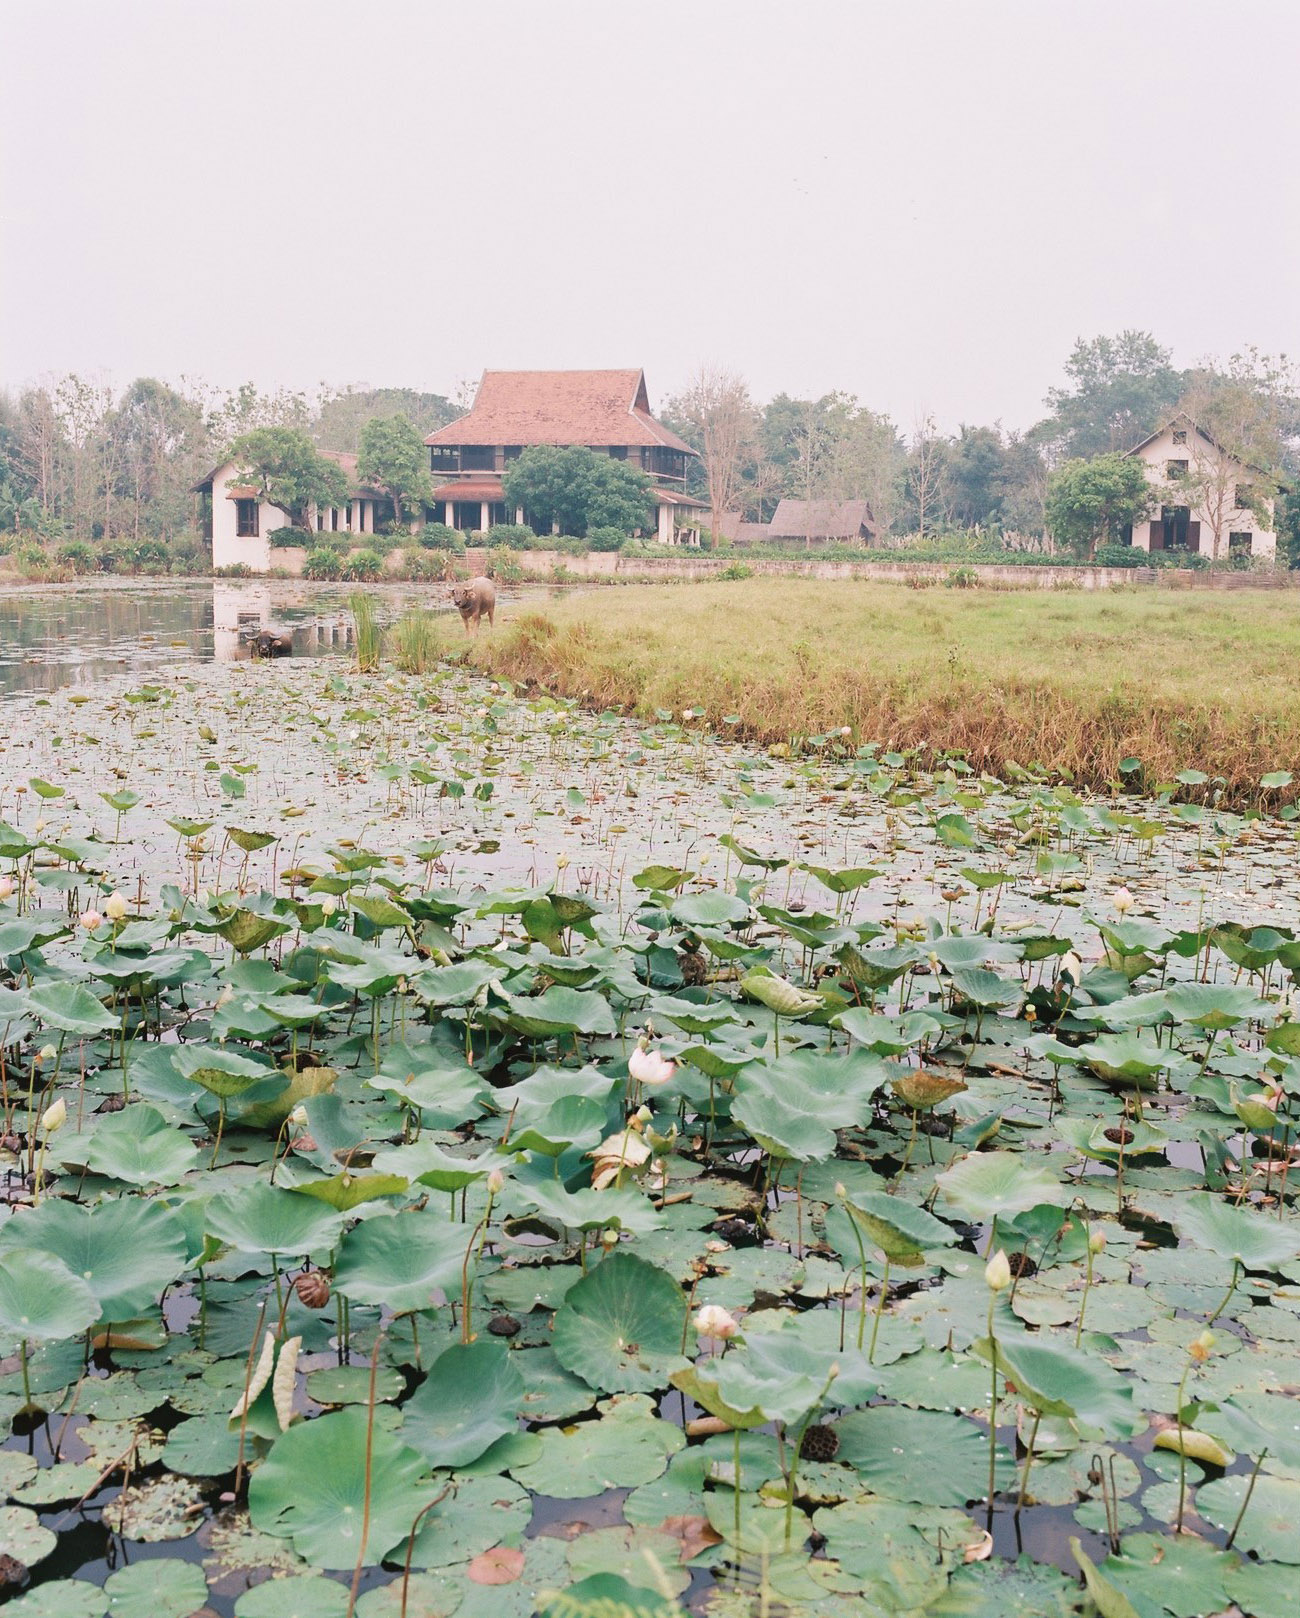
608, 445, 627, 460
1166, 459, 1189, 478
504, 445, 523, 461
1229, 531, 1252, 555
1235, 484, 1253, 509
1172, 429, 1187, 445
235, 498, 259, 538
429, 447, 460, 473
461, 445, 495, 471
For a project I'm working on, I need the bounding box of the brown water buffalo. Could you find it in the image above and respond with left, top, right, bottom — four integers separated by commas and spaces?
450, 577, 496, 632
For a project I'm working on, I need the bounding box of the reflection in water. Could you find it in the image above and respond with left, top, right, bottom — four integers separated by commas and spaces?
0, 582, 396, 697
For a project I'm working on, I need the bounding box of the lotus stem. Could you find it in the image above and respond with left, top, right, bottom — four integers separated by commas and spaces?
19, 1338, 31, 1410
1224, 1448, 1268, 1550
985, 1295, 999, 1522
1075, 1245, 1096, 1347
868, 1259, 890, 1364
1207, 1257, 1241, 1325
733, 1425, 742, 1551
1016, 1410, 1042, 1510
346, 1329, 384, 1618
234, 1301, 268, 1497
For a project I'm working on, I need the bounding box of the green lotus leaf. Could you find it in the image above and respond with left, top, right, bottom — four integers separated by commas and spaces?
1055, 1116, 1169, 1162
172, 1042, 280, 1098
366, 1047, 489, 1125
1173, 1192, 1300, 1271
522, 1182, 665, 1237
102, 1560, 209, 1618
25, 981, 117, 1037
738, 969, 823, 1018
501, 986, 618, 1038
0, 1197, 187, 1322
234, 1575, 350, 1618
969, 1333, 1141, 1435
371, 1138, 504, 1191
205, 1183, 344, 1256
2, 1578, 109, 1618
0, 1249, 99, 1342
835, 1405, 1016, 1507
840, 1190, 957, 1266
936, 1150, 1066, 1220
552, 1252, 688, 1394
509, 1392, 683, 1499
226, 828, 277, 853
1163, 981, 1270, 1031
82, 1103, 197, 1186
669, 891, 749, 929
400, 1339, 524, 1467
332, 1208, 468, 1312
248, 1407, 439, 1570
704, 1329, 878, 1426
217, 909, 291, 955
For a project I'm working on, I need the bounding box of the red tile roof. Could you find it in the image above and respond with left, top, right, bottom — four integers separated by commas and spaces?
431, 479, 506, 501
425, 370, 695, 456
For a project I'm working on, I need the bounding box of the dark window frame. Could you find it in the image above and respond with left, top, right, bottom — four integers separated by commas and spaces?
235, 498, 259, 538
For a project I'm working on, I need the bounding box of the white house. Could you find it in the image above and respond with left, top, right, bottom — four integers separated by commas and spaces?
195, 451, 389, 572
1123, 414, 1277, 561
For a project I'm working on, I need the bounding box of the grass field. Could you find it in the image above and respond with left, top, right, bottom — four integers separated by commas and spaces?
464, 577, 1300, 798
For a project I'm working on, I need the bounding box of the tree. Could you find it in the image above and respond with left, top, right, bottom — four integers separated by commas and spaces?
501, 447, 654, 537
904, 414, 951, 537
945, 425, 1007, 528
1044, 453, 1152, 559
228, 428, 350, 530
358, 415, 430, 524
669, 367, 755, 541
818, 397, 906, 539
1041, 331, 1184, 459
1170, 352, 1295, 560
316, 387, 457, 452
113, 378, 207, 540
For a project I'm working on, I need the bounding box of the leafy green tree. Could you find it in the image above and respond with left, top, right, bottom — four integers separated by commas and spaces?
501, 447, 654, 537
229, 428, 350, 529
112, 378, 207, 540
945, 425, 1007, 528
1041, 332, 1184, 458
315, 387, 457, 452
358, 415, 430, 523
1044, 453, 1152, 559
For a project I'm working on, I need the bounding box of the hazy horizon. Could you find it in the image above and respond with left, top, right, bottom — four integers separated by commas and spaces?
3, 0, 1298, 433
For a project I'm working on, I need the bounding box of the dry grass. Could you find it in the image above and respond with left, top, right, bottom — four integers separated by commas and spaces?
464, 578, 1300, 799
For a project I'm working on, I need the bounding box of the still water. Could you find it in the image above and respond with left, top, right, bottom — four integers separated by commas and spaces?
0, 580, 471, 697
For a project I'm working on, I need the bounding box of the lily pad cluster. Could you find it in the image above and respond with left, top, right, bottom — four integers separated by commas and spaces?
2, 649, 1300, 1616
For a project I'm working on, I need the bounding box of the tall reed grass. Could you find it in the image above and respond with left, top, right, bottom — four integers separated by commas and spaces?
348, 591, 384, 673
389, 607, 442, 674
464, 577, 1300, 803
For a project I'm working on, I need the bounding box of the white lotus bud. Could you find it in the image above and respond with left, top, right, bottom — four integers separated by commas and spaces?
1111, 886, 1134, 916
104, 892, 128, 922
38, 1097, 66, 1135
1088, 1228, 1107, 1255
319, 895, 339, 916
0, 878, 14, 901
487, 1167, 505, 1194
288, 1105, 309, 1127
37, 1045, 58, 1064
985, 1250, 1012, 1293
79, 909, 103, 931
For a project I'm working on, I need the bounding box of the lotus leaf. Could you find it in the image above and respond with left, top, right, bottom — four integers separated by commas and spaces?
401, 1339, 524, 1466
82, 1103, 196, 1185
937, 1150, 1066, 1219
1174, 1192, 1300, 1271
0, 1198, 187, 1322
333, 1208, 468, 1311
509, 1393, 683, 1498
205, 1183, 345, 1256
551, 1252, 687, 1394
249, 1406, 439, 1569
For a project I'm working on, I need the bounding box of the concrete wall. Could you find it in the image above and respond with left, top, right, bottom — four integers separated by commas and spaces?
1132, 424, 1277, 559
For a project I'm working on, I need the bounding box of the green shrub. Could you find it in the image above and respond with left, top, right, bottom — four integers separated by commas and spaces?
390, 608, 442, 673
399, 549, 445, 581
585, 527, 627, 553
303, 548, 343, 580
1093, 543, 1149, 569
342, 548, 384, 582
720, 561, 753, 580
56, 540, 99, 575
553, 534, 590, 557
418, 522, 466, 554
268, 526, 313, 549
945, 566, 979, 589
214, 562, 254, 579
488, 546, 524, 584
486, 523, 537, 549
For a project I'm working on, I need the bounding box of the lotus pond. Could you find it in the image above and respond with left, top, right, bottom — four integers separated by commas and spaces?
2, 587, 1300, 1617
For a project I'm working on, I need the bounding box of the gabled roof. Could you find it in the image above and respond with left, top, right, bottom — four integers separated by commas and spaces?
424, 370, 696, 455
1126, 411, 1270, 476
766, 498, 874, 539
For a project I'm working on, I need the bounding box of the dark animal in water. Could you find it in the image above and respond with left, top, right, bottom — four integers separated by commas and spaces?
250, 630, 293, 658
449, 577, 496, 632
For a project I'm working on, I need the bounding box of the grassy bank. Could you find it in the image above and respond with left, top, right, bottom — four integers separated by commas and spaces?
464, 577, 1300, 797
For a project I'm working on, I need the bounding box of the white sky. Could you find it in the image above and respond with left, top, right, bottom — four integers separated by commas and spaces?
2, 0, 1298, 432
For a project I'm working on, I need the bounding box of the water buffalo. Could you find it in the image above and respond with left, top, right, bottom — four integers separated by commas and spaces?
449, 577, 496, 632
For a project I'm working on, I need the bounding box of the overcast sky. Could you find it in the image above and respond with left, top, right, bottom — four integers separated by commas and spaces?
3, 0, 1298, 432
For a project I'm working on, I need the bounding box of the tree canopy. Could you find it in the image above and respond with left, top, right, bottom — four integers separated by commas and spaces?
229, 427, 350, 529
501, 447, 655, 537
316, 387, 456, 453
358, 415, 430, 522
1040, 331, 1184, 459
1044, 452, 1152, 558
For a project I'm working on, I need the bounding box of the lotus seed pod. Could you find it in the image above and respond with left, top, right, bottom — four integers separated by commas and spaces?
293, 1271, 331, 1310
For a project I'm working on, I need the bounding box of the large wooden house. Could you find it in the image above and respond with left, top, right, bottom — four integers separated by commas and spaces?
1122, 414, 1277, 560
424, 369, 708, 543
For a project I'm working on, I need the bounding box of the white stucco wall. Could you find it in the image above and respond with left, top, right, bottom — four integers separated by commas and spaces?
209, 462, 287, 573
1130, 424, 1276, 559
